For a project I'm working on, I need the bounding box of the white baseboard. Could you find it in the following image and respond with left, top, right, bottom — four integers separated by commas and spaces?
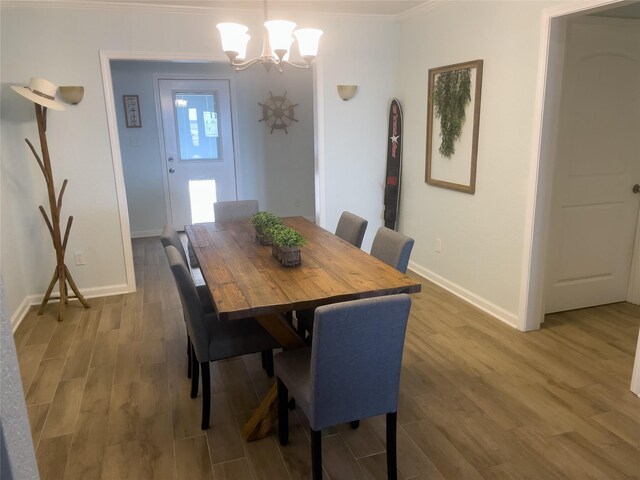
10, 297, 33, 333
631, 326, 640, 395
408, 260, 519, 330
131, 228, 163, 238
11, 283, 130, 333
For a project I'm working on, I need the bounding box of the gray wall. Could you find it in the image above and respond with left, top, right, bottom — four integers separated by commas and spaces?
111, 61, 315, 236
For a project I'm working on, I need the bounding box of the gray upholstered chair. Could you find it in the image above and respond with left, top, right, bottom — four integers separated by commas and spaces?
160, 225, 211, 309
165, 245, 281, 430
163, 223, 274, 378
276, 294, 412, 480
213, 199, 259, 222
161, 225, 215, 380
335, 211, 368, 248
370, 227, 415, 274
160, 223, 201, 269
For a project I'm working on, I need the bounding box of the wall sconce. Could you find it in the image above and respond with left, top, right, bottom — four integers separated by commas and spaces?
337, 85, 357, 101
59, 86, 84, 105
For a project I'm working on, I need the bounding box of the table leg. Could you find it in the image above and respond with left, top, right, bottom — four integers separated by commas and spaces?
243, 313, 306, 441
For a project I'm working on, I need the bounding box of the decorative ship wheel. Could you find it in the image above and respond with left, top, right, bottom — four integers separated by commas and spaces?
258, 91, 298, 134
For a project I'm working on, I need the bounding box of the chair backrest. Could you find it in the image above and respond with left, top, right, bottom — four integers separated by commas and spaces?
370, 227, 414, 274
309, 294, 411, 430
164, 245, 211, 361
334, 211, 368, 249
160, 225, 188, 266
214, 200, 259, 222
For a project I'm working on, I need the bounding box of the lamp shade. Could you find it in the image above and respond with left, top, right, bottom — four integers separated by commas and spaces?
265, 20, 296, 56
294, 28, 323, 58
237, 34, 251, 59
337, 85, 358, 101
281, 39, 294, 61
216, 23, 249, 55
59, 86, 84, 105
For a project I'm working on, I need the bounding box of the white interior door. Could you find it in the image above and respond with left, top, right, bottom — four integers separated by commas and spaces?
545, 18, 640, 314
158, 78, 237, 230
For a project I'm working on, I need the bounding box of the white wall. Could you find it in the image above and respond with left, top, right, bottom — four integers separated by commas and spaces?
111, 60, 315, 235
319, 18, 400, 251
397, 1, 560, 327
0, 3, 397, 322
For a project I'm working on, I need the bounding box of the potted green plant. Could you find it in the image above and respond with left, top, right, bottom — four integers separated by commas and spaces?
250, 211, 282, 245
269, 225, 306, 267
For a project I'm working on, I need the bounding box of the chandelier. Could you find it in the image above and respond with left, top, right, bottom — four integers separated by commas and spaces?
216, 1, 323, 73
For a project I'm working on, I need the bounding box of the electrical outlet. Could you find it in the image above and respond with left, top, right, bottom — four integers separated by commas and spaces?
435, 238, 442, 253
74, 251, 86, 266
295, 199, 301, 208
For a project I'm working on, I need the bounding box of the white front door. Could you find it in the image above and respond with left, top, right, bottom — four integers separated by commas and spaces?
545, 18, 640, 313
158, 78, 237, 230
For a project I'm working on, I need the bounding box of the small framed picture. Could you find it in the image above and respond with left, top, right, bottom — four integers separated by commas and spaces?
123, 95, 141, 128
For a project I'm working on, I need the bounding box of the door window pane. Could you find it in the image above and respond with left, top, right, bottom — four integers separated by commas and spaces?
175, 93, 220, 161
189, 179, 217, 224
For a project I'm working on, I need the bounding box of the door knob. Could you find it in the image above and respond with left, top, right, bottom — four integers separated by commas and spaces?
633, 184, 640, 194
168, 157, 174, 163
169, 168, 175, 174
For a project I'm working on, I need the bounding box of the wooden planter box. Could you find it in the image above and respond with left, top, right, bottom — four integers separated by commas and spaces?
255, 227, 272, 246
272, 245, 301, 267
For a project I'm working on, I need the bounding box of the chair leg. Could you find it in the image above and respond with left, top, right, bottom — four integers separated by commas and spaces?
261, 350, 267, 369
277, 378, 289, 446
187, 337, 192, 379
265, 350, 274, 378
386, 412, 397, 480
201, 362, 211, 430
190, 358, 199, 399
311, 428, 322, 480
350, 420, 360, 429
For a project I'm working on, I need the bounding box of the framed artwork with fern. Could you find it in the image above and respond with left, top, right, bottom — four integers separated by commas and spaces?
425, 59, 483, 194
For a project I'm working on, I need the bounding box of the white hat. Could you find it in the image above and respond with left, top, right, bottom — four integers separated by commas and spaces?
11, 78, 65, 111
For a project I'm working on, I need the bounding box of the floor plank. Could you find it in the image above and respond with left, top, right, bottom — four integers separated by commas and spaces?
13, 236, 640, 480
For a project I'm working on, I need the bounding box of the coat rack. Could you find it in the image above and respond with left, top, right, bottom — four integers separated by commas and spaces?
13, 78, 90, 322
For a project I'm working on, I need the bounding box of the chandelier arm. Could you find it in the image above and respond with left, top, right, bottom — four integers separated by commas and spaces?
282, 60, 311, 70
231, 57, 265, 71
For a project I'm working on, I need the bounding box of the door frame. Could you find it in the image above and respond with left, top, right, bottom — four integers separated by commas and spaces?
520, 0, 634, 332
153, 74, 240, 228
522, 1, 640, 395
100, 49, 324, 294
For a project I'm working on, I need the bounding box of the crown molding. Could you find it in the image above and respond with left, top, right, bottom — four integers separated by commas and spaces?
0, 0, 416, 21
0, 0, 239, 16
395, 0, 447, 21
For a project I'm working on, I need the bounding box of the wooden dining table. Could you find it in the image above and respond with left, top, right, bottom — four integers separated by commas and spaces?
185, 216, 421, 440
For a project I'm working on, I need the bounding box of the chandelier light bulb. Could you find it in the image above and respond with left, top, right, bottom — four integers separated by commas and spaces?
265, 20, 296, 59
216, 1, 322, 73
282, 39, 294, 61
237, 34, 251, 60
216, 23, 249, 58
294, 28, 323, 59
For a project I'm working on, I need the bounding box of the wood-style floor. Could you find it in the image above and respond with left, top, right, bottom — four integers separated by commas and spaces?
14, 236, 640, 480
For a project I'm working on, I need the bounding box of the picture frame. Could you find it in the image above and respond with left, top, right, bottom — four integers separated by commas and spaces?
425, 59, 483, 194
123, 95, 141, 128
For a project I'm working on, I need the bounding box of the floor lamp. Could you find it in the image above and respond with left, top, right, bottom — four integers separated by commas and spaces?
12, 78, 90, 322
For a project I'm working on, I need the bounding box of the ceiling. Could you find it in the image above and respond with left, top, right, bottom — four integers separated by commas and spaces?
42, 0, 640, 19
74, 0, 427, 16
